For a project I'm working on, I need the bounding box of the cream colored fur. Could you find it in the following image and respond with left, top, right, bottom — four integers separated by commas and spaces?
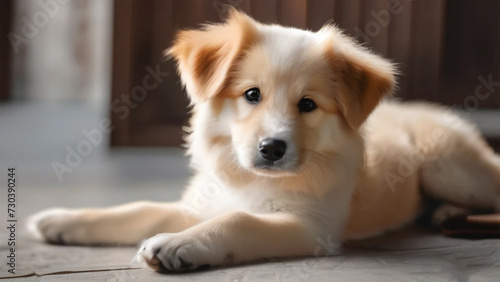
28, 11, 500, 272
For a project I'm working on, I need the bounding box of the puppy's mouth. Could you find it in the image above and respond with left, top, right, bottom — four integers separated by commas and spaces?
251, 159, 299, 177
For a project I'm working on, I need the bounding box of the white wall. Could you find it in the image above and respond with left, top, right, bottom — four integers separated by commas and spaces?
9, 0, 112, 104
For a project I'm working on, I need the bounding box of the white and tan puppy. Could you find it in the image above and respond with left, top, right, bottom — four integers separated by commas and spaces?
28, 10, 500, 272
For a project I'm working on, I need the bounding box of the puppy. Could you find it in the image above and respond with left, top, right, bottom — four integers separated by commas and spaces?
28, 10, 500, 272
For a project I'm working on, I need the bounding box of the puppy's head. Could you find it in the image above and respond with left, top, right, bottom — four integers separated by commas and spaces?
169, 10, 395, 178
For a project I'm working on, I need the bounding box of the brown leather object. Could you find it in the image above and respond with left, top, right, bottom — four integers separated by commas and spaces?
441, 214, 500, 239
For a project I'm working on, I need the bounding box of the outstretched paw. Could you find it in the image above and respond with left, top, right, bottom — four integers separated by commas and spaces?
136, 233, 232, 272
27, 208, 85, 245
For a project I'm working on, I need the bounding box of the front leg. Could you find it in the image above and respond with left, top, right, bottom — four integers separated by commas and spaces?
27, 201, 200, 245
136, 211, 321, 272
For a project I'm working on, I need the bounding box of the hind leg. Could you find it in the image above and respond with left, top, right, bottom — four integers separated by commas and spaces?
431, 203, 470, 226
418, 115, 500, 214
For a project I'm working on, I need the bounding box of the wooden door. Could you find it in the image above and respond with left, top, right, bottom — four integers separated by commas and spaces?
0, 0, 13, 101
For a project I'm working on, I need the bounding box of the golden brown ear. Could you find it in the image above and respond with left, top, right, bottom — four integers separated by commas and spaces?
336, 54, 396, 129
321, 26, 396, 129
167, 9, 258, 104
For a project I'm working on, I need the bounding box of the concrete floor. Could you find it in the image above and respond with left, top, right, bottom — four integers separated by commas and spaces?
0, 102, 499, 281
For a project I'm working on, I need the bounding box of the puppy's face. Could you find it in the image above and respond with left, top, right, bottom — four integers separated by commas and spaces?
169, 10, 395, 178
227, 34, 342, 176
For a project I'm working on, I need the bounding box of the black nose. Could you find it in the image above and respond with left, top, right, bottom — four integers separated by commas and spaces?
259, 138, 287, 161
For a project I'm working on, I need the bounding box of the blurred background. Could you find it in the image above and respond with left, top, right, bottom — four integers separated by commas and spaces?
0, 0, 499, 212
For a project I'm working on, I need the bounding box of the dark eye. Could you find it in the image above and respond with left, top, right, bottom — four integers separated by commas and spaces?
298, 98, 317, 113
244, 88, 261, 104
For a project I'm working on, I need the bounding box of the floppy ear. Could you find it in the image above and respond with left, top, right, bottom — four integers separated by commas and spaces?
167, 9, 258, 104
321, 26, 396, 129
